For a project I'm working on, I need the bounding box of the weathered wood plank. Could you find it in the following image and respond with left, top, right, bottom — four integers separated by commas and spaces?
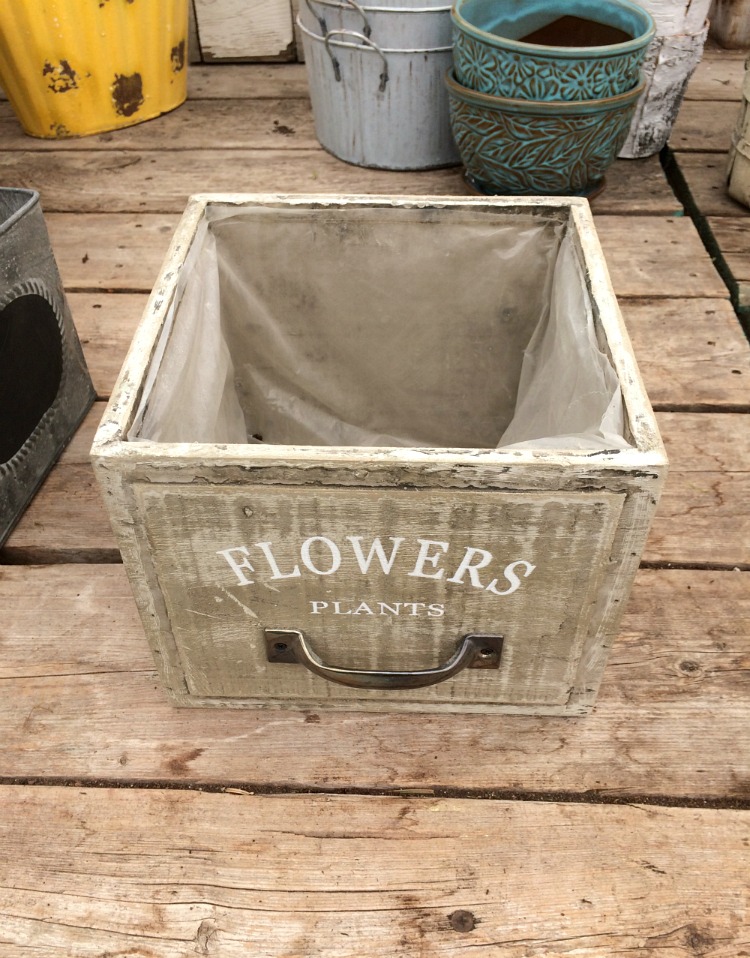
0, 786, 747, 957
668, 99, 738, 152
3, 413, 746, 566
621, 297, 750, 407
643, 412, 749, 565
46, 212, 181, 291
44, 211, 724, 299
0, 149, 681, 215
67, 292, 148, 398
707, 215, 750, 307
193, 0, 294, 61
188, 63, 309, 99
592, 216, 728, 298
0, 99, 319, 151
670, 151, 750, 216
0, 566, 747, 800
684, 45, 749, 100
68, 296, 750, 414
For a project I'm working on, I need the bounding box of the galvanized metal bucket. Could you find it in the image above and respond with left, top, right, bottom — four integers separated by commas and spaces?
298, 20, 459, 169
299, 0, 452, 48
0, 188, 95, 544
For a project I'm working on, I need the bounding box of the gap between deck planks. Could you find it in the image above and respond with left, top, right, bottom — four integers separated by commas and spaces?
1, 786, 747, 958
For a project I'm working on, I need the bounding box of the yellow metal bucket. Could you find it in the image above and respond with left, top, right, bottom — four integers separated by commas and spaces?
0, 0, 188, 138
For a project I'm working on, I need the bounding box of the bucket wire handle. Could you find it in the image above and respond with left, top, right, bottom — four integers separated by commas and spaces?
323, 29, 389, 92
265, 629, 504, 690
304, 0, 372, 37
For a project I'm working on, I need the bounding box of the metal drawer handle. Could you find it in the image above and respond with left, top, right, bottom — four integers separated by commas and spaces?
264, 629, 503, 690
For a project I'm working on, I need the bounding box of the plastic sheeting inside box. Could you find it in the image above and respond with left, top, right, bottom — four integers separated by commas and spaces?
129, 203, 631, 452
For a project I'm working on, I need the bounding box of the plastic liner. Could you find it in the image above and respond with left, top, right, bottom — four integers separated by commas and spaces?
129, 204, 631, 452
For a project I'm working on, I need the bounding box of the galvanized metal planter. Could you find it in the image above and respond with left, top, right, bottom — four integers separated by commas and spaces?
298, 20, 459, 169
298, 0, 458, 171
298, 0, 453, 48
92, 193, 667, 716
0, 188, 95, 545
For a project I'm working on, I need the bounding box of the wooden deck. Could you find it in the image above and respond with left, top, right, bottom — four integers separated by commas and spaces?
1, 46, 749, 957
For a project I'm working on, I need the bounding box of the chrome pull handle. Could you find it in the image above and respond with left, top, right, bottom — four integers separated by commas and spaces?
264, 629, 503, 690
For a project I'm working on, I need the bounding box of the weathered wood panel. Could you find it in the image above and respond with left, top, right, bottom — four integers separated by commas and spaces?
46, 213, 181, 291
67, 293, 148, 399
193, 0, 294, 61
0, 150, 681, 215
644, 411, 749, 565
591, 216, 728, 298
668, 99, 739, 151
188, 63, 309, 99
0, 568, 747, 794
620, 297, 750, 407
0, 99, 319, 151
0, 786, 747, 957
684, 43, 749, 99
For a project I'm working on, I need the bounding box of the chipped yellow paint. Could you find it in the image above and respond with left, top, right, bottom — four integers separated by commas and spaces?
0, 0, 188, 138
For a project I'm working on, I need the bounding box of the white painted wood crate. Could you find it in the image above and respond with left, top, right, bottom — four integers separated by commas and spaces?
92, 194, 666, 715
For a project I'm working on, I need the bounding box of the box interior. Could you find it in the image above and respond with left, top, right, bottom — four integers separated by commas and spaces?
129, 203, 632, 452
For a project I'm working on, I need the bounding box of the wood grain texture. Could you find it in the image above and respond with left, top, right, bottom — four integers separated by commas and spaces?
68, 294, 750, 410
193, 0, 294, 61
706, 215, 750, 306
188, 62, 309, 98
684, 43, 749, 99
67, 292, 148, 398
588, 216, 728, 299
1, 786, 747, 957
643, 412, 749, 566
3, 414, 746, 568
620, 297, 750, 407
42, 212, 724, 298
668, 99, 739, 152
709, 0, 750, 49
0, 99, 320, 151
0, 149, 681, 215
0, 567, 747, 795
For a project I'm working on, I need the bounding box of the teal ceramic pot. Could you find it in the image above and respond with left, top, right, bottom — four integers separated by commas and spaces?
446, 70, 644, 196
452, 0, 654, 101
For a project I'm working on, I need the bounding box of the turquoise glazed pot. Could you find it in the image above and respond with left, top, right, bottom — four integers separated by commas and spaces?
446, 70, 644, 196
452, 0, 654, 101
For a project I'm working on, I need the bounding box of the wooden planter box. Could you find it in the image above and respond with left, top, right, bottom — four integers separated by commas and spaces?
92, 194, 666, 715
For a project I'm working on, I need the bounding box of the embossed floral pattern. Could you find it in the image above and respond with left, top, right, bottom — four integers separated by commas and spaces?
453, 30, 646, 101
447, 91, 638, 194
